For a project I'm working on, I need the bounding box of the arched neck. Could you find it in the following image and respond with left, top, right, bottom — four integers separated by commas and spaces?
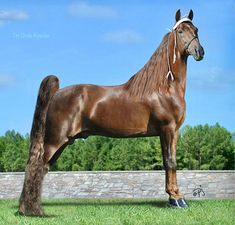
167, 32, 188, 97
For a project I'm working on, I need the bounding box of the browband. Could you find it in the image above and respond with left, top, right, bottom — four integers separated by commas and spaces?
173, 17, 192, 30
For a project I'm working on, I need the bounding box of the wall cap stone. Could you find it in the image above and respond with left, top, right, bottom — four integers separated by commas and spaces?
0, 170, 234, 176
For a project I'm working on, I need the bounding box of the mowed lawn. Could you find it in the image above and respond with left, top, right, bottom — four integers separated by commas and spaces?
0, 199, 234, 225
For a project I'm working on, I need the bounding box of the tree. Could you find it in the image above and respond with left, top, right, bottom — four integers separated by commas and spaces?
0, 136, 5, 171
177, 124, 235, 170
0, 130, 29, 172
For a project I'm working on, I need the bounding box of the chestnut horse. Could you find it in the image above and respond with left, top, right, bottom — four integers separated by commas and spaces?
19, 9, 204, 215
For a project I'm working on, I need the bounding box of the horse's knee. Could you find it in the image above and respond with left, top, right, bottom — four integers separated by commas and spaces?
164, 157, 177, 170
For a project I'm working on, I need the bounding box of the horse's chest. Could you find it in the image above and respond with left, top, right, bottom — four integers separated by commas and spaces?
150, 96, 186, 127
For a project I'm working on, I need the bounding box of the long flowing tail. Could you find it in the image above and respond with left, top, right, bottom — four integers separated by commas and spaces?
19, 75, 59, 216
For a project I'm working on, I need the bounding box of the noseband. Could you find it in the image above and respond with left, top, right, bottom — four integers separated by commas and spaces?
185, 35, 198, 53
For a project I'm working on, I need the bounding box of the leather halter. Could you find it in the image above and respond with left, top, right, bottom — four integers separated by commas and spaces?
185, 35, 198, 53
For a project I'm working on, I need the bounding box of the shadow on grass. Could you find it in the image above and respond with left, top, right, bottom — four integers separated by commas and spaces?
11, 199, 168, 213
11, 200, 167, 218
43, 199, 167, 208
14, 211, 59, 218
12, 199, 203, 212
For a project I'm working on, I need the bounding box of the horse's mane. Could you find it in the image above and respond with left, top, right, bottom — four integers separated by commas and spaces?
124, 32, 170, 98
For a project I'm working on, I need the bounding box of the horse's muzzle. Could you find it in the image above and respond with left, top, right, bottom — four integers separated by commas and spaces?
194, 46, 204, 61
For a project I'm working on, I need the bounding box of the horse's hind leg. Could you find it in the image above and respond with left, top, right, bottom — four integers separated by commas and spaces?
160, 127, 188, 208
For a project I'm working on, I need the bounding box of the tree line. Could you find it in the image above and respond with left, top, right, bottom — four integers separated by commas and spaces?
0, 123, 234, 172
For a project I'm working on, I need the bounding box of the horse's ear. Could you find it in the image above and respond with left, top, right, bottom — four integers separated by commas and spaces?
175, 9, 181, 22
188, 9, 193, 20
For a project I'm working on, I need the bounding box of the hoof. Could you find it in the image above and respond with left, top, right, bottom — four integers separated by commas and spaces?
167, 198, 188, 208
18, 206, 44, 217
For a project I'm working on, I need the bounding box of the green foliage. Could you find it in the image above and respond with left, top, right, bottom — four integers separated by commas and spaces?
53, 137, 162, 171
0, 124, 234, 172
0, 130, 29, 172
177, 123, 235, 170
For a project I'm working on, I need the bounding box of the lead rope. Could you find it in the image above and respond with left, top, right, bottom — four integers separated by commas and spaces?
166, 30, 177, 81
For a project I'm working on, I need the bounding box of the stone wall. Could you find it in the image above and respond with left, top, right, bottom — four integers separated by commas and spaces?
0, 171, 234, 199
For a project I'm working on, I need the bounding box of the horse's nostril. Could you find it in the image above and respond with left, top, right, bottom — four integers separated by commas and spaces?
195, 47, 204, 58
201, 47, 205, 56
198, 46, 204, 56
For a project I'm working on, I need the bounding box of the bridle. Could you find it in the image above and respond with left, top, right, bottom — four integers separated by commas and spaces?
185, 35, 198, 54
166, 17, 197, 81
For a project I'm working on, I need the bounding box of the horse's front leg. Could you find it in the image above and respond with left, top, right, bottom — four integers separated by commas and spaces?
160, 128, 188, 208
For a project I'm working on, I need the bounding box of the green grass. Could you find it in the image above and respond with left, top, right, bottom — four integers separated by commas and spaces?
0, 199, 234, 225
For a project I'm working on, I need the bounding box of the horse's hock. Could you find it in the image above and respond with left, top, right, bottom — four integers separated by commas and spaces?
0, 171, 234, 199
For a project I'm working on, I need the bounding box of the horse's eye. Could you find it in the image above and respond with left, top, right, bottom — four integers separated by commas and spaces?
178, 29, 183, 34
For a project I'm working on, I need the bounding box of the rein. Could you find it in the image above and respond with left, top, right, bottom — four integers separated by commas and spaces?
166, 17, 193, 81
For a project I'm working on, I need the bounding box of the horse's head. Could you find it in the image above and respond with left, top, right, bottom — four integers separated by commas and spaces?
173, 9, 204, 61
